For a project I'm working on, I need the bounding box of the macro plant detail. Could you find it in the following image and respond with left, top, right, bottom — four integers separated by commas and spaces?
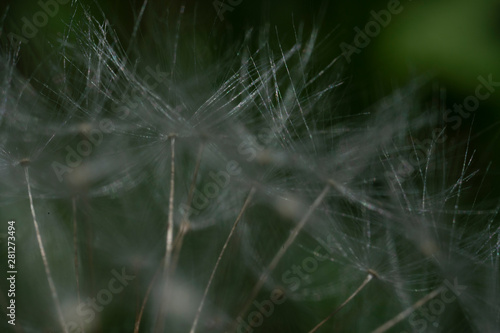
0, 1, 499, 333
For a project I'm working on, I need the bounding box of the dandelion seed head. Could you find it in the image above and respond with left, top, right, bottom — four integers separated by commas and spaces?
1, 3, 498, 332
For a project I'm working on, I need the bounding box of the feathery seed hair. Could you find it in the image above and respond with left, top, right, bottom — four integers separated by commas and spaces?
0, 2, 498, 333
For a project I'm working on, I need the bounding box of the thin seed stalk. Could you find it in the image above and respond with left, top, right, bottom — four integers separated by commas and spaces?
24, 166, 68, 333
233, 183, 331, 328
190, 187, 256, 333
308, 272, 374, 333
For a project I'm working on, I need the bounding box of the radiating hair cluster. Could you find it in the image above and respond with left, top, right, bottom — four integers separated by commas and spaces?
0, 3, 498, 333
